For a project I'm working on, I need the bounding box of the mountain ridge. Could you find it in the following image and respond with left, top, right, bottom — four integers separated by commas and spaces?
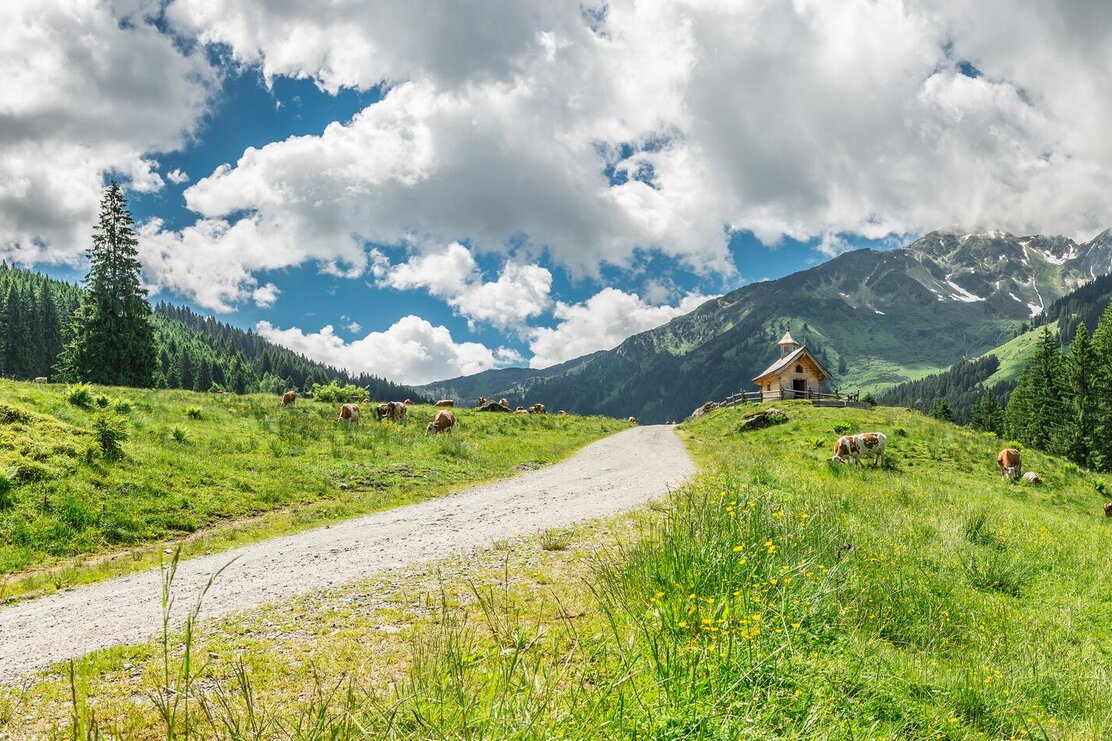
422, 228, 1112, 423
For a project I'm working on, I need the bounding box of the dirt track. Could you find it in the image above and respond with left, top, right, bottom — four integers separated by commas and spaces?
0, 424, 694, 680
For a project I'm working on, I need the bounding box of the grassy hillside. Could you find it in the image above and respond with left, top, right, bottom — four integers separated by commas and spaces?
979, 322, 1053, 388
18, 402, 1112, 738
0, 379, 623, 597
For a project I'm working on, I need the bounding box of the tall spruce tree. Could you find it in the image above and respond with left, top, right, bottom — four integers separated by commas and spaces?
56, 183, 156, 386
1064, 324, 1097, 468
1091, 301, 1112, 471
970, 388, 1002, 435
1024, 326, 1067, 454
1005, 368, 1036, 443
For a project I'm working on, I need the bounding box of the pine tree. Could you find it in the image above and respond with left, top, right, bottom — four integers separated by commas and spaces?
1025, 327, 1067, 455
1063, 324, 1097, 468
56, 183, 156, 386
837, 355, 848, 376
195, 356, 212, 392
179, 349, 194, 391
1005, 368, 1036, 443
929, 398, 953, 422
970, 389, 1002, 435
1091, 301, 1112, 471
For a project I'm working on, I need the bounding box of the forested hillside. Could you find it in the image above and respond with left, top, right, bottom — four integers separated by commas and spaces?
880, 355, 1014, 424
880, 273, 1112, 423
0, 263, 423, 400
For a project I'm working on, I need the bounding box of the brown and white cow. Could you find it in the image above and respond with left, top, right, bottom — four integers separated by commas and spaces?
404, 399, 415, 405
281, 390, 297, 406
478, 396, 490, 407
32, 376, 48, 384
390, 401, 408, 424
529, 403, 546, 415
434, 399, 455, 408
376, 402, 395, 422
628, 416, 637, 425
426, 410, 456, 435
498, 398, 509, 408
832, 432, 887, 467
997, 448, 1022, 481
338, 403, 360, 423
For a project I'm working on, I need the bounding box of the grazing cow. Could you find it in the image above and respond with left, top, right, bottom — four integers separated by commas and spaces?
478, 396, 490, 407
558, 410, 567, 415
281, 390, 297, 406
404, 399, 414, 405
435, 399, 455, 408
376, 402, 394, 421
515, 409, 529, 414
426, 410, 456, 435
361, 398, 371, 405
831, 432, 887, 467
338, 403, 360, 423
529, 403, 546, 415
32, 376, 47, 384
997, 448, 1022, 481
628, 416, 637, 425
499, 398, 509, 408
1021, 471, 1043, 485
1103, 502, 1112, 518
390, 401, 408, 424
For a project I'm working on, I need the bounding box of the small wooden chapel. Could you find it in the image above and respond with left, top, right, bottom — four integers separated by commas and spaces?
751, 327, 831, 401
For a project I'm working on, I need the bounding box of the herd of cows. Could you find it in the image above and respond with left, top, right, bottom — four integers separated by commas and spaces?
275, 391, 639, 435
271, 394, 1095, 510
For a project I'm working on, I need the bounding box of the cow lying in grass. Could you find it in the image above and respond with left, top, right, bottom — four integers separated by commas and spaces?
831, 432, 887, 467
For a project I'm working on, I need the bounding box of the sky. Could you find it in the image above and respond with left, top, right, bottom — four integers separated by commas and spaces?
3, 1, 1112, 385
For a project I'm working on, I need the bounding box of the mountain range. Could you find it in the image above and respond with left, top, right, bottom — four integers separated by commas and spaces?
420, 229, 1112, 423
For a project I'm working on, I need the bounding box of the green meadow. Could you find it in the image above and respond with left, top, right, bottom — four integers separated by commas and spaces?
9, 400, 1112, 739
0, 378, 624, 599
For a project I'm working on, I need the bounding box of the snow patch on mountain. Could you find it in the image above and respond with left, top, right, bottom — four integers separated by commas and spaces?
945, 279, 985, 303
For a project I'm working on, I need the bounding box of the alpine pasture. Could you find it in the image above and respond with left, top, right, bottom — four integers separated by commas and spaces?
8, 400, 1112, 738
0, 378, 624, 601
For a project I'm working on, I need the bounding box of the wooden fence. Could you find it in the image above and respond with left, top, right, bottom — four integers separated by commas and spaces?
716, 389, 872, 410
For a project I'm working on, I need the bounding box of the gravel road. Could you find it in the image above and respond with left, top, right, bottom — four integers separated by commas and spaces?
0, 424, 693, 681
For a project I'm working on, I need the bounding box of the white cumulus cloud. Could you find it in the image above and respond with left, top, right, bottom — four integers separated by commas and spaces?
528, 288, 713, 369
373, 242, 552, 329
0, 0, 216, 263
256, 316, 513, 385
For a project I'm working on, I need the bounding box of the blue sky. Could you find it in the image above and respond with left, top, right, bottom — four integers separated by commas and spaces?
7, 0, 1110, 384
46, 62, 884, 375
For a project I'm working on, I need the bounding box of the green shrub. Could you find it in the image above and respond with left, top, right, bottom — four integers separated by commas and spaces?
171, 427, 187, 443
310, 380, 367, 404
92, 412, 127, 459
186, 407, 202, 420
0, 468, 13, 510
94, 394, 110, 408
112, 399, 132, 414
0, 403, 30, 424
67, 383, 93, 408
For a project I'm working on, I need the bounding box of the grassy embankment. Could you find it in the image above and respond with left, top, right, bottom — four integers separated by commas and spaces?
11, 401, 1112, 738
0, 378, 624, 600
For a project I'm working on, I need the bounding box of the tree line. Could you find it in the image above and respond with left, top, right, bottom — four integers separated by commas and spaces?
1, 184, 422, 402
1003, 312, 1112, 471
